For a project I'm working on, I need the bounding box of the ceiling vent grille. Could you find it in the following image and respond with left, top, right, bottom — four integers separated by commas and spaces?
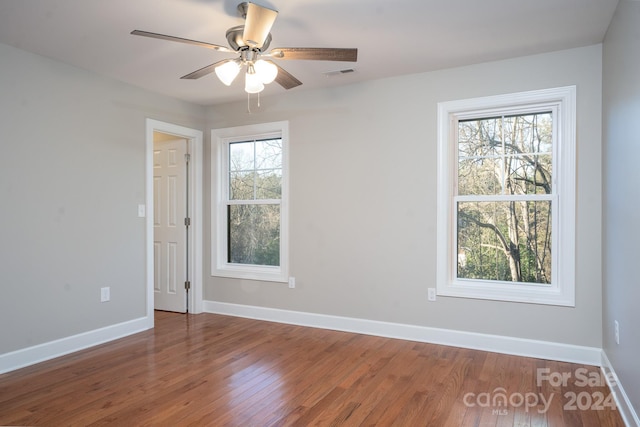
323, 68, 356, 77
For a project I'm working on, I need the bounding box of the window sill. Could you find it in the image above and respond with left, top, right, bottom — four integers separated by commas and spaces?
437, 280, 575, 307
212, 264, 287, 283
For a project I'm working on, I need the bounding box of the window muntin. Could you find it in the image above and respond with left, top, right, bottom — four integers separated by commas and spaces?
436, 87, 575, 306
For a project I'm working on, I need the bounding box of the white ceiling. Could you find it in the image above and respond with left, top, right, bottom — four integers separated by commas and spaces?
0, 0, 618, 106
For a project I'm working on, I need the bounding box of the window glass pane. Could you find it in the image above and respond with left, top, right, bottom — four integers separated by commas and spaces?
256, 139, 282, 170
228, 204, 280, 266
458, 156, 503, 196
229, 171, 254, 200
457, 201, 552, 284
458, 117, 504, 196
504, 154, 552, 195
503, 113, 553, 156
458, 117, 503, 158
229, 141, 254, 172
256, 170, 282, 199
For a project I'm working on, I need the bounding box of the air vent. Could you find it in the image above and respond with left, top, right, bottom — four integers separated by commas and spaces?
323, 68, 356, 77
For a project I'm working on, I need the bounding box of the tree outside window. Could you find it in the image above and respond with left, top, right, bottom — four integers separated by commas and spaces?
456, 113, 553, 284
227, 138, 282, 267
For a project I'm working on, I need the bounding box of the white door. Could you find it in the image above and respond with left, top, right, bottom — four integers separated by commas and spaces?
153, 136, 188, 312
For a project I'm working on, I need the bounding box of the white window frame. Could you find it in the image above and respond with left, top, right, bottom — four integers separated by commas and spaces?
436, 87, 576, 306
211, 121, 289, 283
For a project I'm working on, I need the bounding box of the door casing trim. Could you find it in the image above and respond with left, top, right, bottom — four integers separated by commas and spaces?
145, 119, 203, 324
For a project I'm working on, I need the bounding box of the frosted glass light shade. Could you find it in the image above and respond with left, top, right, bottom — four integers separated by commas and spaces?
254, 60, 278, 84
214, 60, 241, 86
244, 71, 264, 93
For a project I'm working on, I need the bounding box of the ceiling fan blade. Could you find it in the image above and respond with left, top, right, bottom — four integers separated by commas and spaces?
242, 3, 278, 49
271, 62, 302, 90
181, 59, 234, 80
131, 30, 234, 53
270, 47, 358, 62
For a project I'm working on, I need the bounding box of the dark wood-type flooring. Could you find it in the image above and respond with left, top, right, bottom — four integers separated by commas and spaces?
0, 311, 625, 426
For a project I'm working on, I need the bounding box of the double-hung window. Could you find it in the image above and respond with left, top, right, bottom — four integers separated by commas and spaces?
436, 87, 576, 306
212, 121, 289, 282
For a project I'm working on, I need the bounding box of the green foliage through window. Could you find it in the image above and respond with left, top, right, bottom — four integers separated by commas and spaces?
227, 138, 282, 267
456, 113, 553, 284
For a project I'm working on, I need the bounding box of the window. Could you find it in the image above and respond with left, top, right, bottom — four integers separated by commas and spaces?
436, 87, 576, 306
212, 121, 289, 282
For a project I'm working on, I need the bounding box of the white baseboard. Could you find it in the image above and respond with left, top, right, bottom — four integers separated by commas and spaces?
203, 300, 602, 365
602, 351, 640, 427
0, 316, 152, 375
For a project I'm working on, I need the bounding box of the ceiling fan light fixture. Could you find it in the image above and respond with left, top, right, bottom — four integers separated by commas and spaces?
244, 65, 265, 93
214, 60, 241, 86
131, 2, 358, 98
254, 59, 278, 84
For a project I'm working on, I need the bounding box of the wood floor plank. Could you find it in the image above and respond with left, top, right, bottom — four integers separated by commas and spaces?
257, 336, 386, 426
298, 339, 417, 425
261, 335, 392, 426
0, 311, 625, 426
358, 349, 445, 425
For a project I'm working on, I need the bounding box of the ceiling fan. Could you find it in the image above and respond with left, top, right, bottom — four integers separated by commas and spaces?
131, 2, 358, 95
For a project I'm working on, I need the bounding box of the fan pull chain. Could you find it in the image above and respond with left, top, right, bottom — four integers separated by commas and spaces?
246, 92, 263, 114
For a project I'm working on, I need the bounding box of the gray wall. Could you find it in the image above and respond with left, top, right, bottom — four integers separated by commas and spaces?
603, 0, 640, 414
0, 36, 609, 363
205, 44, 604, 347
0, 42, 204, 354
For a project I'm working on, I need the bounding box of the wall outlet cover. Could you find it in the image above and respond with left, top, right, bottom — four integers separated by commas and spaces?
100, 287, 110, 302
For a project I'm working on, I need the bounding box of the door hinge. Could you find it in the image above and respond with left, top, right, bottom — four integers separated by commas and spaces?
185, 153, 191, 163
184, 217, 191, 227
185, 281, 191, 290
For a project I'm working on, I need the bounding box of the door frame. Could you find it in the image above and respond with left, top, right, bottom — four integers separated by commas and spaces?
145, 119, 203, 324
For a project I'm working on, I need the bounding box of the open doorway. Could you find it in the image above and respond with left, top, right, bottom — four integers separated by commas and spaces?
145, 120, 203, 323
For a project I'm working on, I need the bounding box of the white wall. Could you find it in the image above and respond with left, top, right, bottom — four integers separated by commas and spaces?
205, 44, 603, 347
602, 0, 640, 417
0, 42, 204, 354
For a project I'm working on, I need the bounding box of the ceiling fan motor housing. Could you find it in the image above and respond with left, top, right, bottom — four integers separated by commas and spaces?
226, 25, 272, 52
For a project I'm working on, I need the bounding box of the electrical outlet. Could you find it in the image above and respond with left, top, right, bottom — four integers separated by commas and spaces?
614, 320, 620, 345
101, 287, 110, 303
428, 288, 436, 301
288, 277, 296, 289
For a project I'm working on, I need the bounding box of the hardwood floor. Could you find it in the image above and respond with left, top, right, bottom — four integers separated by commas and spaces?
0, 311, 624, 426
